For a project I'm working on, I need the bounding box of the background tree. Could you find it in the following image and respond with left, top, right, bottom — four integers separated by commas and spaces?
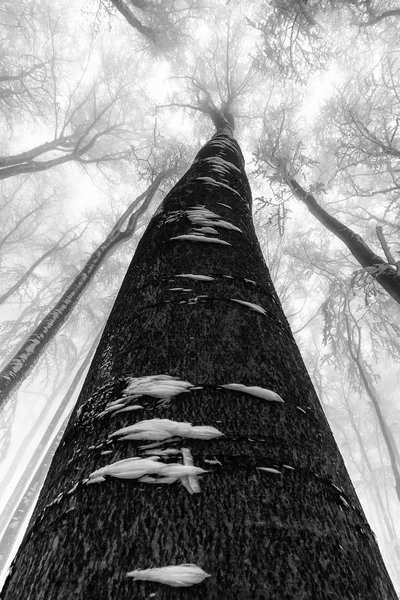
100, 0, 206, 51
0, 170, 170, 408
253, 86, 400, 305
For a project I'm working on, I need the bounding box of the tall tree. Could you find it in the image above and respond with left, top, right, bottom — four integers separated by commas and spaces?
285, 177, 400, 304
0, 173, 166, 408
0, 226, 85, 305
253, 98, 400, 306
321, 285, 400, 503
1, 107, 396, 599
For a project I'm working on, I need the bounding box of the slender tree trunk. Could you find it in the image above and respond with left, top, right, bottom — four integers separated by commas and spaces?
288, 178, 400, 306
0, 231, 79, 305
344, 395, 400, 555
364, 8, 400, 25
0, 175, 164, 408
1, 118, 396, 599
109, 0, 155, 39
0, 204, 42, 252
0, 399, 16, 460
343, 310, 400, 503
0, 279, 60, 362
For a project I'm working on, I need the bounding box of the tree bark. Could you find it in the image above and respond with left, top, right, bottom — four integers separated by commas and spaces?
109, 0, 155, 39
0, 331, 101, 581
1, 120, 396, 599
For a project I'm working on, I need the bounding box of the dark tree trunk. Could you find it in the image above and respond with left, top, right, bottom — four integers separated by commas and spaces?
288, 178, 400, 306
1, 120, 396, 599
0, 331, 100, 581
109, 0, 155, 40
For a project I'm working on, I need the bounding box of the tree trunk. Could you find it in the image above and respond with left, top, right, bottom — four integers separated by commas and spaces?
0, 204, 42, 253
344, 394, 400, 560
109, 0, 155, 40
0, 174, 164, 409
1, 119, 396, 599
364, 8, 400, 26
343, 308, 400, 504
288, 177, 400, 306
0, 230, 79, 305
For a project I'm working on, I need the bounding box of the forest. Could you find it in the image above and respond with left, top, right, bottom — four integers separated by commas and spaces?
0, 0, 399, 597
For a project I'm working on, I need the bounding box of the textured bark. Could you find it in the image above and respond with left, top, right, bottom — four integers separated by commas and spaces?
1, 123, 396, 599
289, 178, 400, 306
0, 332, 101, 579
0, 175, 163, 408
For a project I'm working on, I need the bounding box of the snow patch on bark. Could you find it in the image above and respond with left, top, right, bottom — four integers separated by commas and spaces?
87, 456, 208, 488
221, 383, 284, 403
257, 467, 282, 475
110, 418, 224, 441
171, 234, 231, 246
180, 447, 201, 494
98, 375, 195, 417
175, 274, 215, 281
126, 564, 211, 587
201, 156, 241, 173
186, 206, 241, 232
195, 176, 240, 196
125, 374, 194, 400
230, 299, 266, 315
